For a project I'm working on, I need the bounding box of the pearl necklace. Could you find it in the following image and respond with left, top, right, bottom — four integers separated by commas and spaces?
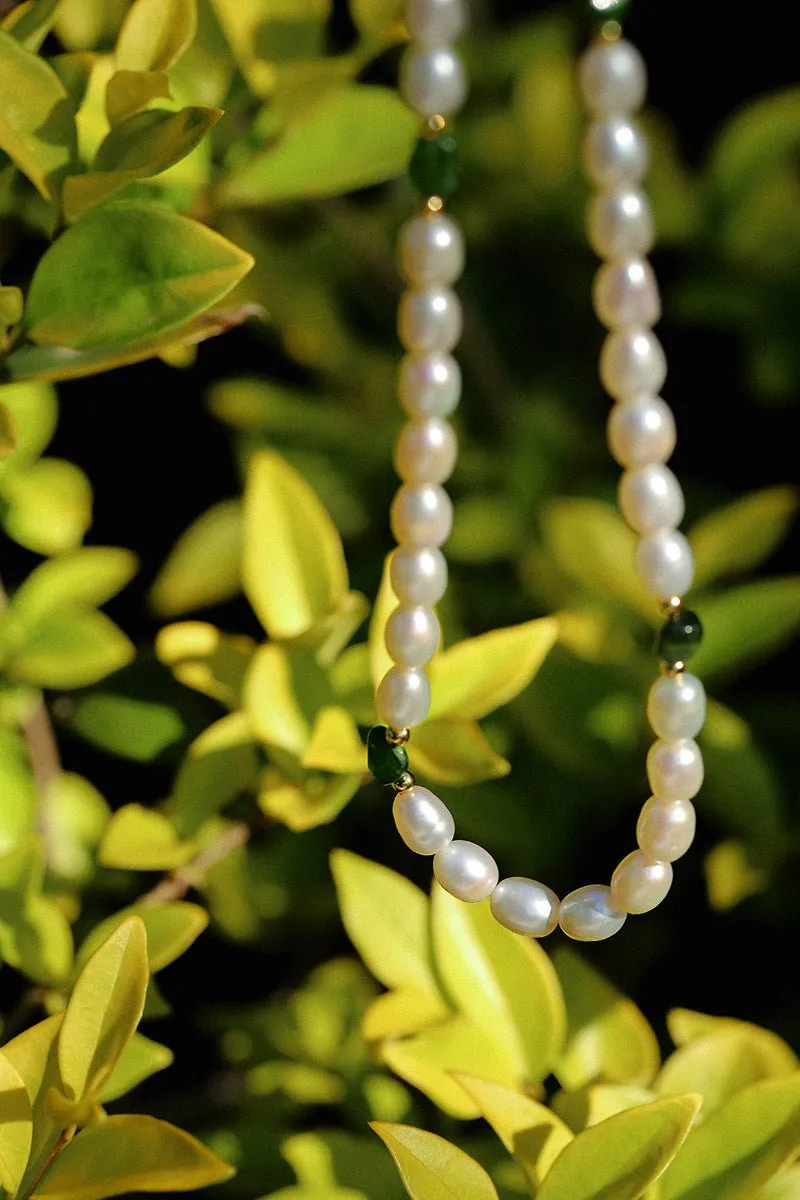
367, 4, 706, 943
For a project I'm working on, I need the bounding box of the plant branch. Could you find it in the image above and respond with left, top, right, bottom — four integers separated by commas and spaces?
18, 1126, 76, 1200
139, 821, 250, 906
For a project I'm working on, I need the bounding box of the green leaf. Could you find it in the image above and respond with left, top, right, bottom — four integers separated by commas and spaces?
688, 577, 800, 682
25, 201, 253, 350
0, 29, 76, 201
536, 1094, 701, 1200
689, 488, 798, 589
709, 88, 800, 208
656, 1028, 797, 1120
763, 1166, 800, 1199
167, 712, 257, 838
704, 838, 770, 911
116, 0, 197, 71
1, 286, 24, 330
0, 727, 36, 856
13, 893, 74, 985
1, 459, 92, 555
371, 1122, 499, 1200
36, 1114, 234, 1200
98, 1033, 174, 1103
11, 547, 137, 627
661, 1076, 800, 1200
99, 805, 194, 871
258, 770, 360, 831
243, 449, 348, 641
105, 69, 171, 125
361, 988, 451, 1043
156, 620, 255, 707
553, 948, 661, 1090
4, 609, 134, 689
349, 0, 402, 42
700, 700, 783, 844
452, 1074, 573, 1192
243, 643, 311, 755
408, 719, 511, 784
2, 0, 61, 52
551, 1084, 655, 1133
431, 884, 566, 1087
221, 86, 417, 205
149, 499, 242, 617
668, 1009, 798, 1060
46, 771, 110, 884
301, 706, 366, 774
368, 554, 397, 693
1, 1013, 64, 1180
59, 915, 149, 1104
68, 690, 186, 762
0, 1050, 33, 1196
0, 400, 17, 458
75, 903, 208, 976
0, 381, 56, 470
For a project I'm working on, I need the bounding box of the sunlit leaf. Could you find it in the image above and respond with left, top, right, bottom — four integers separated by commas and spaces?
361, 988, 451, 1043
301, 706, 366, 774
1, 459, 92, 555
156, 621, 255, 707
11, 547, 137, 627
1, 1013, 64, 1171
4, 609, 134, 689
116, 0, 197, 72
105, 69, 171, 125
0, 29, 76, 201
168, 712, 257, 838
408, 719, 511, 784
689, 487, 798, 589
98, 1034, 174, 1104
763, 1166, 800, 1199
46, 771, 110, 884
75, 902, 207, 980
68, 691, 186, 763
668, 1009, 799, 1061
657, 1028, 797, 1119
700, 700, 783, 844
99, 805, 194, 871
689, 577, 800, 682
149, 499, 242, 617
371, 1122, 499, 1200
0, 728, 36, 857
2, 0, 61, 52
0, 400, 17, 458
551, 1083, 655, 1132
243, 643, 311, 755
368, 554, 397, 693
0, 1051, 32, 1196
0, 381, 56, 470
0, 286, 23, 330
705, 838, 770, 911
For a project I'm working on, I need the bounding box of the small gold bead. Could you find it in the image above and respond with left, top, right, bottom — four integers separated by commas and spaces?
422, 114, 447, 138
425, 195, 444, 213
600, 19, 622, 41
392, 771, 416, 792
386, 727, 410, 746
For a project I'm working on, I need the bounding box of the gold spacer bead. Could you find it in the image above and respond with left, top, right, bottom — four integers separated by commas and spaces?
660, 659, 686, 677
422, 114, 447, 138
425, 194, 444, 213
600, 18, 622, 41
386, 727, 410, 746
659, 595, 683, 616
392, 771, 416, 792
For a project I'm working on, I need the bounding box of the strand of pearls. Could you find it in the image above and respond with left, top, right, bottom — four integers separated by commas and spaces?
371, 13, 705, 942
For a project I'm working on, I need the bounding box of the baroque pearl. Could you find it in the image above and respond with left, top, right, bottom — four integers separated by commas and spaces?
406, 0, 466, 45
490, 877, 560, 937
400, 45, 467, 118
394, 417, 458, 484
647, 737, 704, 802
610, 850, 672, 914
434, 840, 499, 902
385, 604, 440, 667
593, 258, 661, 329
391, 483, 453, 546
398, 213, 465, 287
618, 464, 684, 534
637, 796, 696, 862
578, 38, 647, 116
648, 672, 706, 740
390, 546, 448, 606
398, 286, 463, 354
636, 529, 694, 598
376, 666, 431, 728
398, 352, 461, 418
583, 118, 649, 190
587, 188, 655, 260
600, 329, 667, 401
393, 785, 455, 854
559, 884, 627, 942
607, 396, 676, 467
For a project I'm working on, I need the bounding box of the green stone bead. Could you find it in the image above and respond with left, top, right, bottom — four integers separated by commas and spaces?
409, 133, 459, 200
657, 609, 703, 666
367, 726, 409, 785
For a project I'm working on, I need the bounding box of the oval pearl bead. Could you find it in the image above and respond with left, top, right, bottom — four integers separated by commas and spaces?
406, 0, 466, 44
618, 464, 684, 534
559, 884, 627, 942
647, 737, 704, 802
390, 546, 448, 606
610, 850, 673, 914
636, 529, 694, 599
391, 483, 453, 547
434, 840, 499, 902
398, 213, 465, 287
394, 418, 458, 484
600, 329, 667, 401
593, 259, 661, 329
398, 287, 463, 354
376, 666, 431, 728
648, 672, 706, 740
399, 45, 467, 118
578, 38, 647, 116
637, 796, 696, 862
587, 188, 655, 260
607, 397, 676, 468
399, 352, 461, 418
393, 785, 455, 854
490, 877, 560, 938
385, 604, 439, 668
583, 118, 648, 190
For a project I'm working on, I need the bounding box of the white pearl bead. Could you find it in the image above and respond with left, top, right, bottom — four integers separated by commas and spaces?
391, 483, 453, 547
607, 396, 676, 467
376, 666, 431, 728
593, 259, 661, 329
648, 672, 706, 740
637, 796, 696, 862
434, 839, 499, 902
390, 546, 448, 606
578, 38, 647, 116
610, 850, 672, 914
398, 213, 465, 287
583, 118, 648, 190
406, 0, 466, 44
618, 464, 684, 534
385, 604, 440, 667
647, 737, 704, 802
636, 529, 694, 598
587, 188, 655, 260
490, 877, 560, 937
600, 329, 667, 401
399, 45, 467, 118
398, 287, 462, 354
398, 352, 461, 418
559, 884, 626, 942
394, 418, 458, 484
393, 785, 455, 854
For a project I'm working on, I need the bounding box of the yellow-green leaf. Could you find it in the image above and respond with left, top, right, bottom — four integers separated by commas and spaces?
0, 728, 36, 856
689, 487, 798, 589
1, 1014, 62, 1178
656, 1030, 797, 1120
0, 29, 76, 201
0, 381, 56, 470
453, 1074, 573, 1192
763, 1165, 800, 1199
1, 458, 92, 555
244, 643, 311, 755
258, 770, 360, 831
46, 771, 110, 885
704, 838, 770, 911
368, 554, 397, 691
371, 1122, 499, 1200
4, 610, 134, 689
105, 68, 171, 125
661, 1076, 800, 1200
2, 0, 61, 52
59, 915, 149, 1103
36, 1114, 234, 1200
99, 805, 194, 871
11, 547, 137, 627
552, 1084, 655, 1132
168, 712, 256, 838
432, 885, 566, 1086
149, 499, 242, 617
689, 577, 800, 682
408, 719, 511, 785
1, 285, 23, 329
361, 987, 451, 1043
156, 621, 255, 707
75, 903, 208, 976
243, 449, 348, 641
553, 948, 661, 1090
427, 618, 558, 720
0, 400, 17, 458
301, 706, 366, 774
116, 0, 197, 72
668, 1009, 798, 1062
537, 1094, 701, 1200
0, 1050, 32, 1196
98, 1033, 174, 1104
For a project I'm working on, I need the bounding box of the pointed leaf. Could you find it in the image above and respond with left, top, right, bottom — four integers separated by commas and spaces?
258, 771, 360, 831
0, 400, 17, 457
244, 643, 311, 755
105, 69, 171, 125
168, 712, 256, 837
1, 458, 92, 555
98, 1034, 174, 1104
689, 488, 798, 589
75, 903, 208, 976
368, 554, 397, 691
689, 577, 800, 682
361, 988, 451, 1043
0, 380, 56, 470
408, 719, 510, 784
0, 1050, 33, 1196
11, 547, 137, 627
2, 0, 61, 52
156, 621, 255, 707
301, 706, 366, 774
99, 805, 194, 871
0, 29, 76, 200
4, 610, 134, 689
763, 1166, 800, 1199
0, 286, 23, 330
149, 499, 242, 617
371, 1122, 499, 1200
1, 1014, 63, 1177
552, 1084, 655, 1133
116, 0, 197, 71
668, 1009, 798, 1062
656, 1030, 797, 1119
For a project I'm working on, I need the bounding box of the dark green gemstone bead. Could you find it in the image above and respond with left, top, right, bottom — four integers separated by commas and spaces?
367, 726, 409, 785
409, 133, 459, 200
657, 609, 703, 666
